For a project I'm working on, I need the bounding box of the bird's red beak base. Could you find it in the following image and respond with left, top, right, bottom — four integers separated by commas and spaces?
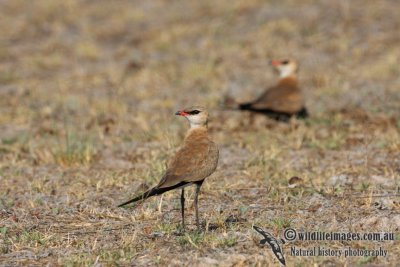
175, 110, 189, 116
271, 60, 280, 66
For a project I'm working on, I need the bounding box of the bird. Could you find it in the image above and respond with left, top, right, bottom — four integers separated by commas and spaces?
118, 106, 219, 232
224, 59, 308, 122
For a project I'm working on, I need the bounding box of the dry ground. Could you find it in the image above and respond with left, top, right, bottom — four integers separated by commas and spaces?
0, 0, 399, 266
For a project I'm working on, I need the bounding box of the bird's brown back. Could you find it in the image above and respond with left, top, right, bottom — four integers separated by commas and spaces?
250, 77, 305, 114
157, 127, 218, 188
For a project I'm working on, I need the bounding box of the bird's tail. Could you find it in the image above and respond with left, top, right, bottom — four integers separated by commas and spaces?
117, 181, 189, 207
117, 187, 158, 207
238, 102, 253, 110
296, 107, 309, 118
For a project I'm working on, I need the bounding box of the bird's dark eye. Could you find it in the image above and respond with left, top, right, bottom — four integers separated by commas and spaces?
188, 110, 200, 115
281, 60, 289, 65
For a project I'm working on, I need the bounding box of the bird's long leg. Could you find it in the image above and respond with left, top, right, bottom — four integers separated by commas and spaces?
194, 183, 202, 231
180, 188, 185, 231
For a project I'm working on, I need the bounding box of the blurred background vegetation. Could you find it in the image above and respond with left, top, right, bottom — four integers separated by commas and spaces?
0, 0, 399, 266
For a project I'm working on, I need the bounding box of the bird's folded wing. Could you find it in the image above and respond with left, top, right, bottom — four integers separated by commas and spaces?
251, 85, 304, 113
157, 139, 218, 188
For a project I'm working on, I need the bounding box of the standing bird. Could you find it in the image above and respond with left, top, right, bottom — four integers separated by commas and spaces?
225, 59, 308, 121
118, 107, 219, 232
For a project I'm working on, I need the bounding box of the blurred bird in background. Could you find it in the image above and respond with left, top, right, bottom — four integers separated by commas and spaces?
223, 59, 308, 122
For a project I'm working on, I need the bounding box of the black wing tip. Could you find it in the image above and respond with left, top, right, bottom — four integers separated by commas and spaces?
238, 105, 309, 121
117, 201, 133, 208
296, 107, 308, 118
117, 195, 146, 208
117, 195, 147, 208
239, 103, 252, 110
117, 203, 129, 208
117, 182, 192, 208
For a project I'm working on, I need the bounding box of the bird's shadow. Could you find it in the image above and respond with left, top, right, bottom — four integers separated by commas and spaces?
171, 214, 247, 236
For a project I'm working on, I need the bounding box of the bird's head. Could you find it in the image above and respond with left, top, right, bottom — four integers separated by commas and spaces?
175, 106, 208, 128
271, 59, 298, 78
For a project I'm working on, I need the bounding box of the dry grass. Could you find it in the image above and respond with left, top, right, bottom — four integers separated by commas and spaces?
0, 0, 399, 266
